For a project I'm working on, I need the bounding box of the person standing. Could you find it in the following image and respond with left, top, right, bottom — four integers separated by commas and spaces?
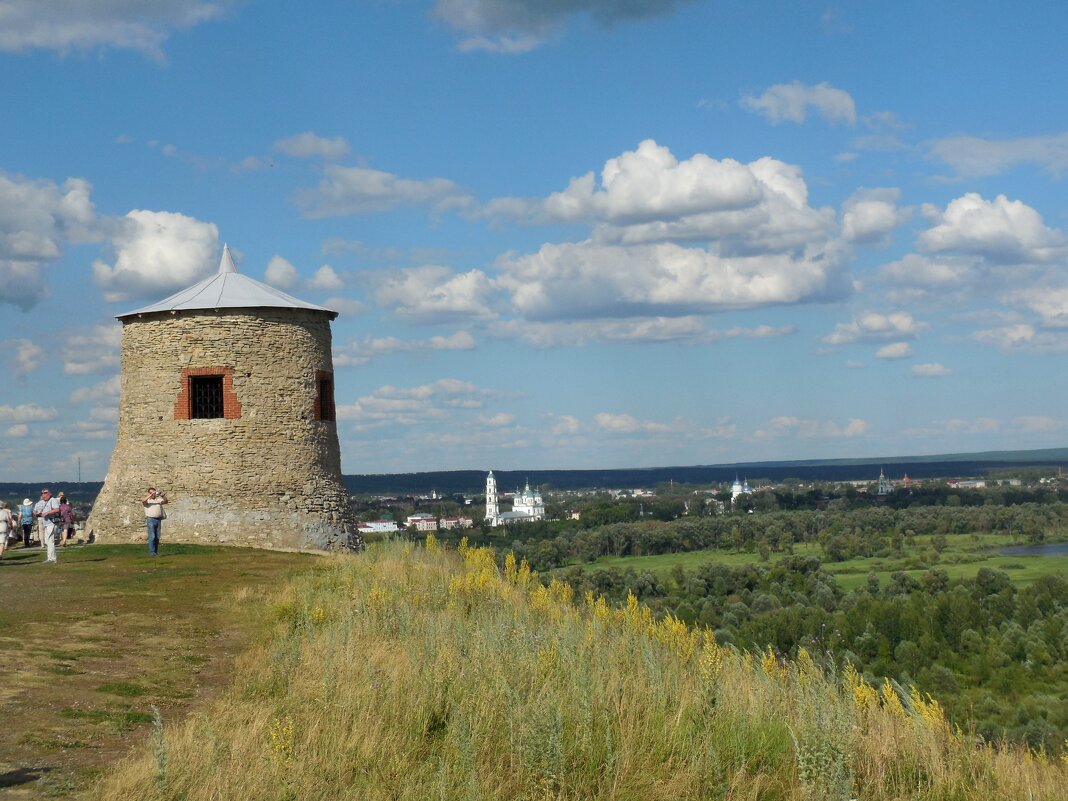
142, 487, 168, 557
18, 498, 34, 547
57, 493, 75, 546
34, 488, 60, 563
0, 501, 14, 558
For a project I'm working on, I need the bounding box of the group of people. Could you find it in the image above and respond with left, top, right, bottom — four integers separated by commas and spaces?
0, 489, 79, 562
0, 485, 169, 562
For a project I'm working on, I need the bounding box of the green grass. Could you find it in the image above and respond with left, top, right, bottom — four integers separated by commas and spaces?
61, 708, 155, 729
96, 682, 148, 697
831, 552, 1068, 591
0, 541, 321, 800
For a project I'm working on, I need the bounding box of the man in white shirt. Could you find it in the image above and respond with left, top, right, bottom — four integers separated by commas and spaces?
33, 488, 61, 564
142, 487, 168, 556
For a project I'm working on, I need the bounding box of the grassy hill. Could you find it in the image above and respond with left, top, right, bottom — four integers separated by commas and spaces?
90, 540, 1065, 800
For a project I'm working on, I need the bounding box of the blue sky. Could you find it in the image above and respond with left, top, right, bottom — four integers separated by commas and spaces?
3, 0, 1068, 480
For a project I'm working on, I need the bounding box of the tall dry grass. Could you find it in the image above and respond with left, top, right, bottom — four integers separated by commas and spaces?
90, 538, 1067, 800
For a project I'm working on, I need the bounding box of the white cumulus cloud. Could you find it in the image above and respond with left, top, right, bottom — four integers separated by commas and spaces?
911, 362, 951, 377
0, 403, 57, 422
928, 131, 1068, 178
92, 209, 219, 302
840, 188, 910, 244
1005, 287, 1068, 329
918, 193, 1066, 264
823, 311, 926, 345
4, 338, 45, 375
264, 255, 299, 289
1013, 416, 1060, 433
594, 413, 672, 434
307, 264, 344, 291
550, 414, 581, 436
0, 173, 98, 309
273, 132, 350, 160
62, 324, 122, 375
334, 330, 476, 367
492, 140, 836, 255
0, 0, 237, 59
69, 374, 121, 404
497, 240, 848, 321
875, 341, 912, 360
878, 254, 974, 290
337, 378, 493, 429
433, 0, 696, 53
741, 81, 857, 125
972, 324, 1068, 352
373, 266, 497, 323
294, 165, 473, 218
755, 416, 868, 439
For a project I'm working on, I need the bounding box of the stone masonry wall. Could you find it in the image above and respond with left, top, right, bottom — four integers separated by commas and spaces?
86, 309, 358, 551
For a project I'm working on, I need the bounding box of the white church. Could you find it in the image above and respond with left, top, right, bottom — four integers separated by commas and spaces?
731, 476, 752, 506
485, 470, 545, 526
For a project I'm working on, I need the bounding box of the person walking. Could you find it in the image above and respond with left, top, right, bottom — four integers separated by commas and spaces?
142, 487, 168, 557
34, 488, 60, 563
18, 498, 34, 547
0, 501, 14, 558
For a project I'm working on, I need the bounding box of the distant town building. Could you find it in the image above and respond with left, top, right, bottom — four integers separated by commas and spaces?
485, 471, 545, 526
877, 468, 892, 496
440, 516, 474, 530
485, 470, 500, 526
359, 518, 399, 533
405, 512, 438, 532
731, 476, 752, 506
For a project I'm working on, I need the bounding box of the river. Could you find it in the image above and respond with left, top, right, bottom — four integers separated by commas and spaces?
999, 542, 1068, 557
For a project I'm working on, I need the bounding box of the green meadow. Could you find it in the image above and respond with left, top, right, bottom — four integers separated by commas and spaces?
581, 534, 1068, 591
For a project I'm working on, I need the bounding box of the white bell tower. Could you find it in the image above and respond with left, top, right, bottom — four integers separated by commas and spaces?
485, 470, 500, 526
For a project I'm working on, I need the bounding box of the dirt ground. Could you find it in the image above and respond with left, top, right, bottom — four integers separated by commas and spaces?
0, 541, 318, 799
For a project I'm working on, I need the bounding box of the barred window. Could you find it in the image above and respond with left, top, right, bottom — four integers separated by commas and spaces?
190, 375, 224, 419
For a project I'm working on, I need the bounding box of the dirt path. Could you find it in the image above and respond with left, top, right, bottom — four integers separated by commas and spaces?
0, 542, 318, 798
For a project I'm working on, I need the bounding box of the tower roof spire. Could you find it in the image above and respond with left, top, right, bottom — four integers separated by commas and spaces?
219, 243, 238, 274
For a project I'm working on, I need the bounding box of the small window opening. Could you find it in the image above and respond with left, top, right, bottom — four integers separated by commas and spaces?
191, 375, 225, 419
317, 374, 336, 421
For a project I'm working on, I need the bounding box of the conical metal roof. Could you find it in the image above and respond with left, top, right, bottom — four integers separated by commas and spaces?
117, 245, 338, 320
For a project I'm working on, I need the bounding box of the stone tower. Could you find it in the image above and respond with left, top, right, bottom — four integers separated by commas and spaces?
86, 246, 359, 551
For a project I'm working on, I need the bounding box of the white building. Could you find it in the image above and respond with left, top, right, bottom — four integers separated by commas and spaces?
485, 470, 500, 526
877, 468, 892, 496
731, 476, 752, 506
359, 518, 399, 533
440, 516, 474, 530
405, 512, 438, 532
485, 472, 545, 526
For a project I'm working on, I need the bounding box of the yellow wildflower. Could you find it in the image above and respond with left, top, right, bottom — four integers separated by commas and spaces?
698, 638, 724, 683
880, 678, 906, 718
536, 641, 558, 679
268, 715, 294, 770
504, 552, 518, 584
